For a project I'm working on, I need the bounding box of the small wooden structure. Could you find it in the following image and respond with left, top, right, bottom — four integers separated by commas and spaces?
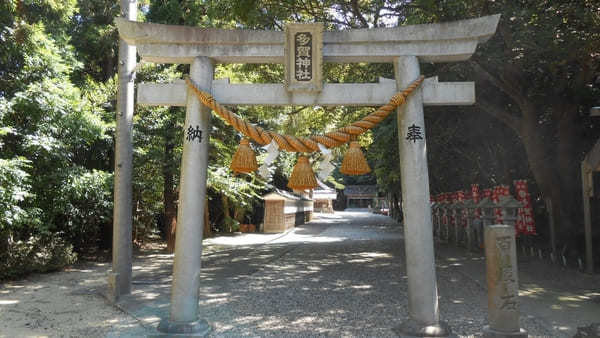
581, 135, 600, 274
263, 189, 313, 233
344, 185, 379, 209
313, 180, 337, 213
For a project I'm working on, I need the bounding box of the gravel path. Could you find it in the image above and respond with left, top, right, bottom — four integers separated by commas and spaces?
0, 261, 140, 337
1, 211, 599, 337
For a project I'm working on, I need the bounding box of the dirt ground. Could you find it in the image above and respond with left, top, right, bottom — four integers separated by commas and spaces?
1, 217, 599, 337
0, 259, 140, 337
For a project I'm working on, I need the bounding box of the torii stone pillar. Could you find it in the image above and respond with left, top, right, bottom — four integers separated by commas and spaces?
108, 0, 137, 302
395, 56, 448, 336
157, 57, 213, 335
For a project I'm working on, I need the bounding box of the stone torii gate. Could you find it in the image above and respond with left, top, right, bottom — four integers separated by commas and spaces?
112, 15, 499, 336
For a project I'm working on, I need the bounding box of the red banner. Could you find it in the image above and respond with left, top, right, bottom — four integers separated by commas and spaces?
514, 180, 536, 235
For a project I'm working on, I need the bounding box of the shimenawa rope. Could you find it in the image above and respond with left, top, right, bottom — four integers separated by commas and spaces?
185, 75, 424, 153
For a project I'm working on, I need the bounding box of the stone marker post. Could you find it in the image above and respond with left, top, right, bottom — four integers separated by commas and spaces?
394, 56, 449, 337
453, 205, 460, 246
477, 197, 495, 247
464, 203, 474, 251
158, 57, 213, 336
437, 207, 443, 239
108, 0, 137, 303
433, 204, 441, 238
464, 198, 479, 251
442, 205, 450, 242
483, 224, 527, 337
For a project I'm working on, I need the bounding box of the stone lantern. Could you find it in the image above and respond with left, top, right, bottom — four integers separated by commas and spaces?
462, 198, 477, 251
475, 197, 496, 248
430, 199, 436, 224
497, 195, 523, 227
439, 199, 450, 242
446, 202, 460, 245
431, 199, 441, 239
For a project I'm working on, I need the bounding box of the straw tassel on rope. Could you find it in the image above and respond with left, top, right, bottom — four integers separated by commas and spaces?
287, 156, 318, 190
340, 141, 371, 175
230, 138, 258, 174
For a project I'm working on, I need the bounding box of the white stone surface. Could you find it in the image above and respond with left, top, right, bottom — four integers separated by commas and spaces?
395, 56, 441, 327
116, 15, 500, 64
137, 77, 474, 107
168, 57, 213, 324
110, 0, 137, 301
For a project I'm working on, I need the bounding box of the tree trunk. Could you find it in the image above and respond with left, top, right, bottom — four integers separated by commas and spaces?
556, 104, 582, 219
392, 192, 402, 222
234, 206, 246, 224
221, 194, 231, 232
203, 199, 211, 238
554, 104, 586, 253
473, 62, 581, 250
517, 103, 570, 246
163, 128, 177, 253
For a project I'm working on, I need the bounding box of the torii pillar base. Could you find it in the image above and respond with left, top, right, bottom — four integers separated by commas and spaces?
154, 319, 211, 337
394, 320, 452, 337
482, 326, 527, 338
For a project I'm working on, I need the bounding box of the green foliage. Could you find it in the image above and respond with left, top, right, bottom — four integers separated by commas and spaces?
0, 158, 40, 232
0, 233, 77, 280
53, 169, 113, 251
70, 0, 120, 82
1, 0, 114, 278
0, 21, 78, 97
209, 166, 265, 208
222, 215, 240, 233
0, 156, 78, 280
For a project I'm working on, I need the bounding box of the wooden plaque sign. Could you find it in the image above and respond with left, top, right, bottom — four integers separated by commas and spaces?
285, 23, 323, 93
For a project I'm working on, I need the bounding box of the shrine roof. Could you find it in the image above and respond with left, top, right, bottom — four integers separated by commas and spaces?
344, 185, 378, 197
313, 180, 337, 200
263, 189, 312, 201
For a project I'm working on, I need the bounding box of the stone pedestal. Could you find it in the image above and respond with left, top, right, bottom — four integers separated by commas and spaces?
394, 320, 451, 338
106, 271, 120, 303
483, 225, 527, 338
482, 327, 528, 338
157, 56, 213, 336
155, 319, 211, 337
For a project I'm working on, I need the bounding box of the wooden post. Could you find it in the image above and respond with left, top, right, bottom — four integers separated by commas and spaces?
581, 161, 594, 274
545, 197, 557, 257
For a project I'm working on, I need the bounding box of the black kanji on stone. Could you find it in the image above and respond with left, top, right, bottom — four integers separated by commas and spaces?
186, 125, 203, 143
406, 124, 423, 143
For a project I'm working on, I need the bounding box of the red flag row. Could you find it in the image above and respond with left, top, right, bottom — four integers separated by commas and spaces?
431, 180, 536, 235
